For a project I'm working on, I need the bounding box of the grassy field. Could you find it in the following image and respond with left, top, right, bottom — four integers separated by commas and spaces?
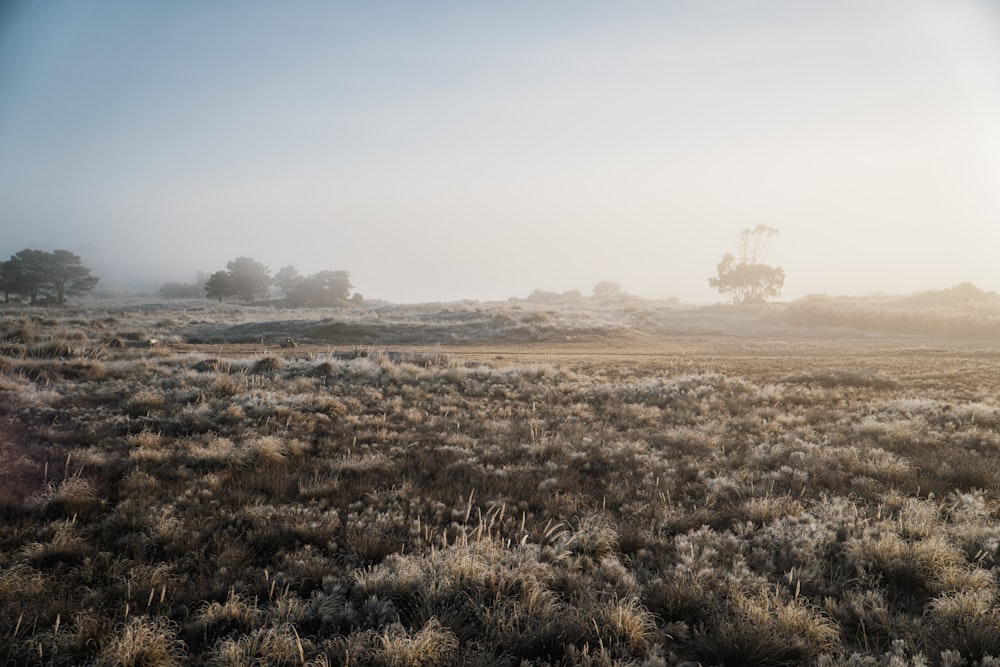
3, 299, 1000, 665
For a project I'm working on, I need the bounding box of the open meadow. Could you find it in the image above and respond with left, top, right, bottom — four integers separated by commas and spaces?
4, 298, 1000, 665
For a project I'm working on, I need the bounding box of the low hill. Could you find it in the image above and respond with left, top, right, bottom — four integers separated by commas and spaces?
782, 283, 1000, 338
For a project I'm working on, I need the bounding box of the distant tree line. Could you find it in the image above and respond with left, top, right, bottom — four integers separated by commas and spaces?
526, 226, 787, 307
160, 257, 359, 307
0, 249, 99, 304
272, 265, 359, 307
526, 282, 629, 304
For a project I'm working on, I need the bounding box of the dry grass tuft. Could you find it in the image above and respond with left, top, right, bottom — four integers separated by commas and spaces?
97, 616, 187, 667
925, 588, 1000, 660
206, 624, 307, 667
252, 356, 282, 374
334, 618, 459, 667
692, 589, 840, 666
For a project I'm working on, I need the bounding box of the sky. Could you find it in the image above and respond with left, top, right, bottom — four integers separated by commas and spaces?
2, 1, 999, 303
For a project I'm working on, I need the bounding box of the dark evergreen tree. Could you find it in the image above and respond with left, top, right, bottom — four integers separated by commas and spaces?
0, 249, 98, 304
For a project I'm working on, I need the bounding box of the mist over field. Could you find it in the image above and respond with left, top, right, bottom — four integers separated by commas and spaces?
2, 1, 1000, 302
7, 5, 1000, 662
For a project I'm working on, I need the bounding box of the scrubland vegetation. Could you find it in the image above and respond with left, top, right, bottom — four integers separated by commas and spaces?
782, 283, 1000, 339
4, 297, 1000, 665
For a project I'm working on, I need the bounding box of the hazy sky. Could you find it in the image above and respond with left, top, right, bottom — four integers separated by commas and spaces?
2, 1, 999, 303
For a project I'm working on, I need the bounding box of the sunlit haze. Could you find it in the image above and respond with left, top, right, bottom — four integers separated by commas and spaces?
2, 1, 999, 303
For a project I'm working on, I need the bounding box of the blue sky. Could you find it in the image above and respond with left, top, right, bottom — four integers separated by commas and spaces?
2, 1, 999, 302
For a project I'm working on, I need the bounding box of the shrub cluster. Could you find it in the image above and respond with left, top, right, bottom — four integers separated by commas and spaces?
783, 284, 1000, 338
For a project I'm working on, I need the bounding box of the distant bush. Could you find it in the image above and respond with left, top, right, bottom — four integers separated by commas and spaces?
903, 281, 1000, 308
527, 289, 562, 303
158, 281, 205, 299
525, 288, 585, 304
784, 283, 1000, 337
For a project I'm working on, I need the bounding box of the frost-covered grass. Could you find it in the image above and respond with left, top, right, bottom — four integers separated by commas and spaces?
3, 304, 1000, 665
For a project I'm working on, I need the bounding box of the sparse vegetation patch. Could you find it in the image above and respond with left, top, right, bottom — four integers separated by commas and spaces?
3, 302, 1000, 664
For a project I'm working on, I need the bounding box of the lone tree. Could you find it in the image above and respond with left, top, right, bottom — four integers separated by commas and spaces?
204, 271, 236, 303
48, 250, 100, 304
225, 257, 271, 303
0, 249, 98, 304
709, 225, 785, 304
